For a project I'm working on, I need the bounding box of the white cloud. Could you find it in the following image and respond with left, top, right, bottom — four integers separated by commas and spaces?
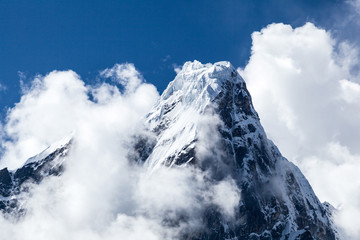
1, 71, 89, 169
210, 179, 241, 219
0, 65, 240, 239
172, 63, 182, 74
340, 78, 360, 103
100, 63, 143, 93
242, 22, 360, 239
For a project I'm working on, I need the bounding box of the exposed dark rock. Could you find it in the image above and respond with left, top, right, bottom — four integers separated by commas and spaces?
0, 168, 13, 197
0, 140, 71, 214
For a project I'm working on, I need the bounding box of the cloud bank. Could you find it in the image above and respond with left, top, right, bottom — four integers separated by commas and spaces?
242, 22, 360, 239
0, 64, 240, 239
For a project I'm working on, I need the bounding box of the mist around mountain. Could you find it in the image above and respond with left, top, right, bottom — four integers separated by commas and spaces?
0, 60, 341, 240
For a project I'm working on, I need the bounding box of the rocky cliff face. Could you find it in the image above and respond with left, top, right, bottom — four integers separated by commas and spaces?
140, 61, 337, 239
0, 61, 338, 240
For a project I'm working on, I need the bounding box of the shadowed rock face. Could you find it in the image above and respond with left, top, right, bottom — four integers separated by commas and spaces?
0, 141, 71, 214
0, 168, 13, 197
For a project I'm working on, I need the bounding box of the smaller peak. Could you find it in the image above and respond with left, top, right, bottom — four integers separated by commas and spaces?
23, 133, 73, 166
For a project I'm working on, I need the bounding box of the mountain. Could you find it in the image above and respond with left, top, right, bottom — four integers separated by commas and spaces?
0, 61, 338, 239
0, 135, 71, 215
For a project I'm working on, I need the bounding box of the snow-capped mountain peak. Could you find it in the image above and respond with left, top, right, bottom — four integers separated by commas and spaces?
0, 60, 338, 240
158, 61, 241, 112
138, 60, 338, 239
145, 60, 259, 170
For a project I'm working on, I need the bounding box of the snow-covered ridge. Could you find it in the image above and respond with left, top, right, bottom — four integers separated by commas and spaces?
0, 132, 73, 214
145, 60, 246, 170
155, 60, 242, 113
24, 132, 74, 166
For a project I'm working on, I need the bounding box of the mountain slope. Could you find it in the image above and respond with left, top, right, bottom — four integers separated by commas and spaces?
0, 60, 338, 239
139, 61, 337, 239
0, 136, 71, 215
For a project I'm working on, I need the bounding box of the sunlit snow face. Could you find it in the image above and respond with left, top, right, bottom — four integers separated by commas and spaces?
0, 64, 240, 240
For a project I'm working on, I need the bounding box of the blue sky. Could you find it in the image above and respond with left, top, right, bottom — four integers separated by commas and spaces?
0, 0, 353, 118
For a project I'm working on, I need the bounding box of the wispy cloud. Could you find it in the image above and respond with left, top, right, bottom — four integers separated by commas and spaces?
0, 83, 6, 93
100, 63, 144, 93
172, 63, 182, 74
162, 55, 171, 62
